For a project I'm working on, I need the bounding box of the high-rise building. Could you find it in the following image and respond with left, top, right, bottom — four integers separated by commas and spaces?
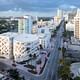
74, 9, 80, 39
18, 15, 33, 34
0, 32, 18, 59
57, 8, 63, 19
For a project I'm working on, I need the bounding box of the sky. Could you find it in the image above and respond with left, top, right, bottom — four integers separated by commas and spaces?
0, 0, 79, 11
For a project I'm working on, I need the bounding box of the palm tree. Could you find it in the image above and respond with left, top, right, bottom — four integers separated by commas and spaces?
58, 64, 70, 80
59, 59, 64, 66
36, 59, 42, 65
33, 54, 37, 59
7, 69, 22, 80
36, 59, 42, 68
62, 47, 66, 58
58, 47, 61, 51
39, 44, 43, 49
29, 54, 33, 65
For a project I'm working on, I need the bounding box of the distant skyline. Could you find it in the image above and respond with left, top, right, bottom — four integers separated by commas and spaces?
0, 0, 79, 11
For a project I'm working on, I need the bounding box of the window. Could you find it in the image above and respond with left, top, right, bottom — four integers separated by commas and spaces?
41, 29, 45, 33
26, 47, 30, 51
2, 52, 4, 54
27, 43, 31, 45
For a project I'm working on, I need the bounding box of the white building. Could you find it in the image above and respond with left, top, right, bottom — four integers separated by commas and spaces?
63, 14, 69, 21
0, 73, 5, 80
74, 9, 80, 39
13, 34, 39, 62
18, 15, 33, 34
37, 27, 51, 48
70, 63, 80, 78
66, 21, 75, 31
0, 32, 18, 59
38, 27, 50, 35
32, 25, 38, 34
37, 34, 48, 48
68, 44, 80, 51
57, 9, 63, 19
54, 16, 61, 26
71, 37, 80, 45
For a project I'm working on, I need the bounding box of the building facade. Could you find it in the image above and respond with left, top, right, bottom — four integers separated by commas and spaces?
0, 32, 18, 59
18, 15, 33, 34
37, 27, 51, 48
13, 34, 39, 62
66, 21, 75, 31
57, 9, 63, 19
74, 9, 80, 39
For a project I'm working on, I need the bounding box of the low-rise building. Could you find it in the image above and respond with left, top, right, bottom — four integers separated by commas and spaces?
68, 44, 80, 51
71, 37, 80, 45
70, 63, 80, 78
0, 73, 5, 80
37, 27, 51, 48
54, 16, 61, 26
37, 33, 50, 48
66, 21, 75, 31
0, 32, 18, 59
13, 34, 39, 62
38, 27, 50, 35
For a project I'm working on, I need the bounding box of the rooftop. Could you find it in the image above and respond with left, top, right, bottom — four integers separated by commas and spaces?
0, 73, 4, 78
0, 32, 18, 38
71, 62, 80, 78
37, 33, 46, 38
14, 33, 39, 43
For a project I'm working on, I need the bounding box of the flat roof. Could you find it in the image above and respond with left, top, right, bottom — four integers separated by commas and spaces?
71, 63, 80, 77
0, 73, 4, 78
37, 33, 46, 38
14, 33, 39, 43
0, 32, 18, 38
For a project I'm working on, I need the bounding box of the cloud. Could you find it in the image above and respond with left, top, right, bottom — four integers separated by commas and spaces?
70, 5, 77, 9
0, 0, 79, 11
58, 4, 77, 9
0, 0, 13, 5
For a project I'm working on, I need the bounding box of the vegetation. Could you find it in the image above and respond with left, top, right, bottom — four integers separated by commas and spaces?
58, 59, 71, 80
62, 47, 66, 58
36, 59, 42, 65
74, 76, 80, 80
58, 47, 61, 51
33, 21, 37, 24
24, 64, 36, 69
63, 31, 67, 37
38, 17, 52, 21
29, 54, 33, 65
39, 44, 43, 49
33, 54, 37, 59
58, 64, 70, 80
58, 45, 71, 80
63, 31, 73, 39
28, 69, 37, 74
0, 19, 18, 33
7, 69, 22, 80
